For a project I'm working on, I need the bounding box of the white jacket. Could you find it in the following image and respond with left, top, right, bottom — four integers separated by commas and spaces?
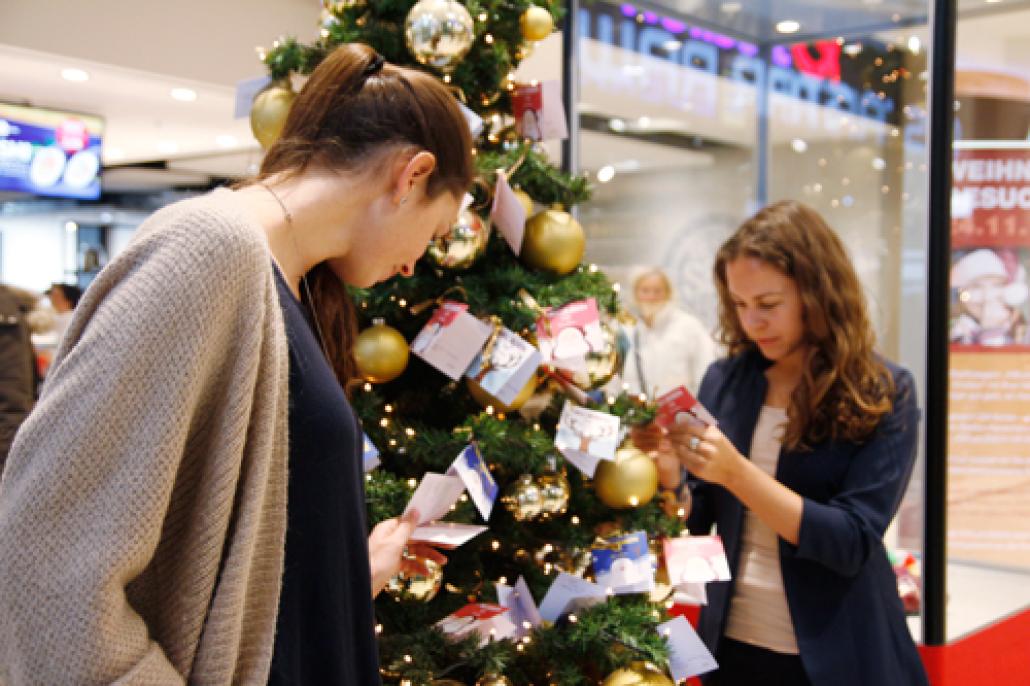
621, 304, 715, 397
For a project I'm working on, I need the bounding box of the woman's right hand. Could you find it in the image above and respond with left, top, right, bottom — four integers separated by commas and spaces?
367, 509, 447, 597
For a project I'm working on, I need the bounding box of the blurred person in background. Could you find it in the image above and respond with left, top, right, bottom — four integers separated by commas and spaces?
0, 284, 40, 473
46, 282, 83, 344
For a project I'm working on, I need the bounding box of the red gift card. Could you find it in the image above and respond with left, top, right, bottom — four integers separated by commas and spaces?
655, 386, 717, 428
429, 300, 468, 327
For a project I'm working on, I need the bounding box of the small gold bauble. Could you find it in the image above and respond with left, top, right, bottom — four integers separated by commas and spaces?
353, 318, 409, 383
404, 0, 475, 72
466, 373, 537, 413
426, 209, 490, 270
520, 5, 555, 41
601, 661, 675, 686
537, 470, 570, 515
568, 318, 623, 390
384, 556, 444, 602
594, 443, 658, 509
513, 188, 535, 217
249, 80, 295, 150
502, 473, 544, 521
476, 674, 513, 686
521, 209, 585, 276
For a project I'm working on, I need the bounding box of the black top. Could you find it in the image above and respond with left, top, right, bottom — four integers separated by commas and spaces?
688, 349, 928, 686
268, 265, 381, 685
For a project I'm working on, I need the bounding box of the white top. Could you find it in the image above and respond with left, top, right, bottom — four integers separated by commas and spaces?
621, 303, 715, 397
724, 405, 800, 655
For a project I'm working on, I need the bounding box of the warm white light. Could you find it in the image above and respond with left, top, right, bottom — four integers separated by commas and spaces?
907, 36, 921, 54
170, 87, 197, 102
61, 68, 89, 82
608, 118, 626, 133
776, 20, 801, 34
215, 135, 238, 148
157, 141, 179, 155
872, 157, 887, 171
596, 165, 616, 183
637, 116, 651, 128
64, 221, 78, 233
790, 138, 808, 153
844, 43, 862, 57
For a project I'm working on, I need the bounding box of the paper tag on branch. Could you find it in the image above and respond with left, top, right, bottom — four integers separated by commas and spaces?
591, 530, 655, 595
448, 444, 498, 521
655, 386, 718, 428
658, 615, 719, 681
537, 298, 605, 374
538, 572, 606, 623
512, 80, 568, 141
362, 433, 380, 472
411, 301, 493, 381
554, 401, 620, 477
437, 603, 517, 646
496, 576, 542, 639
664, 535, 732, 585
465, 327, 541, 406
490, 170, 526, 255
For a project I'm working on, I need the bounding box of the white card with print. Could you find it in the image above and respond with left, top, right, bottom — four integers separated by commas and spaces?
362, 433, 381, 472
465, 328, 541, 405
664, 535, 732, 585
553, 401, 619, 477
538, 572, 606, 623
658, 615, 718, 680
403, 472, 465, 525
407, 521, 487, 549
448, 444, 498, 521
496, 575, 542, 638
411, 301, 493, 381
490, 170, 526, 255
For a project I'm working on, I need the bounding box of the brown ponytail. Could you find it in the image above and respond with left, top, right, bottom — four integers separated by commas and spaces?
251, 43, 474, 389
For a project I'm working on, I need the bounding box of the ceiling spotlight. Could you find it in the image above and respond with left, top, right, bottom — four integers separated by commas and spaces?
597, 165, 616, 183
170, 87, 197, 102
791, 138, 808, 153
776, 20, 801, 34
907, 36, 921, 54
61, 68, 90, 82
608, 118, 627, 133
872, 157, 887, 171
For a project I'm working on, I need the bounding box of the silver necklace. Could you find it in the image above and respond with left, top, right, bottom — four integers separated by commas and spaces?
260, 182, 331, 362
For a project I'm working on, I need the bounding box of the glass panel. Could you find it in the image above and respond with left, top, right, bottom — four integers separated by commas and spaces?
946, 1, 1030, 640
576, 0, 932, 641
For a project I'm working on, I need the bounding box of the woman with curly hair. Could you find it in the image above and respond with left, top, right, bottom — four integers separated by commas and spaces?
666, 201, 928, 686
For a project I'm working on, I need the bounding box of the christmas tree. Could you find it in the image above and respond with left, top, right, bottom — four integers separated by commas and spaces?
249, 1, 692, 683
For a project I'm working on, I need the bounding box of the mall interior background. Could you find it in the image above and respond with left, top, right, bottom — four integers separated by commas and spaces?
3, 0, 1030, 649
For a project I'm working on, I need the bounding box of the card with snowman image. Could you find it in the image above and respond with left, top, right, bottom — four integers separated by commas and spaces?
465, 327, 541, 406
536, 298, 606, 374
591, 530, 655, 595
663, 535, 732, 586
553, 401, 620, 477
410, 301, 493, 381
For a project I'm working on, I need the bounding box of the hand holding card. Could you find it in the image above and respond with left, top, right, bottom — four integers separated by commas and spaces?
655, 386, 717, 429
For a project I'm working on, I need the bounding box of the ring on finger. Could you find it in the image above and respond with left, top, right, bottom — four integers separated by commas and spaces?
688, 436, 701, 451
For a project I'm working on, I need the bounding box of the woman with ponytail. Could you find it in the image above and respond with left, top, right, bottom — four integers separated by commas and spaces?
0, 44, 473, 685
665, 201, 928, 686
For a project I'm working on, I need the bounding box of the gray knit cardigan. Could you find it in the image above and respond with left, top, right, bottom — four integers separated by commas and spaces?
0, 189, 290, 685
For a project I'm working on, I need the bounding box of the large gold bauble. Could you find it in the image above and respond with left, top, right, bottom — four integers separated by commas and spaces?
502, 473, 544, 521
353, 319, 409, 383
594, 443, 658, 509
404, 0, 475, 73
568, 319, 622, 390
601, 662, 675, 686
521, 209, 585, 276
476, 674, 513, 686
249, 80, 295, 150
384, 556, 444, 602
520, 5, 555, 41
466, 373, 537, 413
513, 188, 535, 217
534, 541, 591, 576
537, 470, 570, 515
426, 209, 490, 270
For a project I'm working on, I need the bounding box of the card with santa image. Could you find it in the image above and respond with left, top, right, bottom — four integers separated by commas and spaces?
436, 602, 517, 646
512, 80, 568, 142
554, 401, 620, 477
536, 298, 606, 373
591, 530, 655, 595
465, 327, 541, 406
655, 386, 718, 429
410, 301, 493, 381
664, 535, 732, 585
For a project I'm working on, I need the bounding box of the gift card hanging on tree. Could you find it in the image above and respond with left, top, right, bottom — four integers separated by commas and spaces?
457, 101, 484, 138
496, 575, 543, 639
591, 530, 655, 595
536, 298, 606, 374
658, 615, 719, 681
512, 80, 568, 141
554, 401, 620, 477
538, 572, 606, 623
663, 535, 732, 585
410, 301, 493, 381
490, 170, 526, 255
436, 603, 517, 645
362, 433, 380, 472
448, 444, 498, 521
465, 327, 541, 405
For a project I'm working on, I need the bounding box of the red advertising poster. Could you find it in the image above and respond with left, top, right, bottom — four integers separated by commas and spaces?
948, 143, 1030, 569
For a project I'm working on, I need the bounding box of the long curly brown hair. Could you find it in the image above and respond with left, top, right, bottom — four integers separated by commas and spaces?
714, 200, 894, 450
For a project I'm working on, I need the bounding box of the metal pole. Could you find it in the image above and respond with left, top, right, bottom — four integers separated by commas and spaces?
923, 0, 956, 647
561, 0, 579, 177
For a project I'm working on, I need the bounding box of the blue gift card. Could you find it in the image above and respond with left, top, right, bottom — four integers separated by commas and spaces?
591, 531, 654, 594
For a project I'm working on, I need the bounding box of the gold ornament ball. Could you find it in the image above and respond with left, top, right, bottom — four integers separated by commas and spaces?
537, 470, 570, 515
353, 319, 409, 383
384, 556, 444, 602
466, 373, 537, 413
594, 443, 658, 509
520, 5, 555, 41
521, 209, 585, 276
250, 81, 295, 150
513, 189, 535, 217
476, 674, 513, 686
404, 0, 475, 73
502, 473, 544, 521
602, 662, 675, 686
427, 209, 491, 270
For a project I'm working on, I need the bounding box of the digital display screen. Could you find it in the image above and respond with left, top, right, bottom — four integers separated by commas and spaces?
0, 102, 103, 200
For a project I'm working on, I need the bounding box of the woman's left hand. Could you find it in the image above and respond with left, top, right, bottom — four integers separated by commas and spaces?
368, 509, 447, 598
666, 419, 746, 488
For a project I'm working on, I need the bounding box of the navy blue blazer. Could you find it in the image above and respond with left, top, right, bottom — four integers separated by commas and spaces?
687, 349, 929, 686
